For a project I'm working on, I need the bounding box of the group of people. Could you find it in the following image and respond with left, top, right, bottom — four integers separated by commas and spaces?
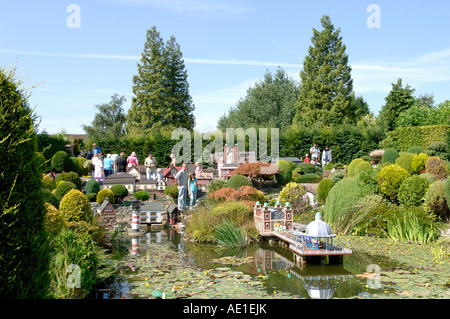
303, 143, 332, 170
173, 162, 200, 211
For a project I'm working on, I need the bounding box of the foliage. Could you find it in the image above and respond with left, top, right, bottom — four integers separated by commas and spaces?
217, 68, 300, 131
134, 190, 150, 201
0, 67, 52, 297
378, 78, 415, 131
76, 157, 89, 176
85, 179, 100, 195
293, 174, 321, 183
86, 193, 97, 202
382, 148, 399, 164
82, 94, 127, 141
424, 181, 450, 223
394, 152, 415, 175
209, 186, 265, 204
43, 189, 60, 208
386, 213, 440, 244
380, 124, 449, 152
330, 171, 346, 184
396, 100, 450, 127
294, 162, 317, 175
406, 146, 424, 154
426, 141, 449, 161
278, 182, 309, 216
376, 164, 410, 201
49, 228, 114, 299
207, 179, 228, 195
231, 162, 278, 182
37, 132, 68, 165
317, 178, 335, 204
110, 184, 129, 203
44, 203, 66, 237
59, 190, 92, 223
51, 150, 72, 173
293, 15, 361, 127
354, 160, 373, 177
397, 176, 430, 208
425, 156, 447, 180
275, 159, 293, 185
54, 181, 77, 201
127, 26, 195, 132
227, 174, 252, 189
55, 171, 82, 190
443, 178, 450, 214
419, 173, 437, 184
213, 219, 248, 248
42, 174, 56, 191
96, 188, 116, 205
411, 153, 429, 173
164, 185, 178, 199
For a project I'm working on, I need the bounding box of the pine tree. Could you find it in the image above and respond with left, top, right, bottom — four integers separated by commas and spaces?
127, 26, 195, 132
294, 15, 354, 127
378, 78, 415, 131
0, 67, 50, 297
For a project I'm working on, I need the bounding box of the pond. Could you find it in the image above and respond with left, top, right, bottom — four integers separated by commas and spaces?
97, 228, 400, 299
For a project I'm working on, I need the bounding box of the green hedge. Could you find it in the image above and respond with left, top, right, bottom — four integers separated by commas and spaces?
380, 125, 449, 151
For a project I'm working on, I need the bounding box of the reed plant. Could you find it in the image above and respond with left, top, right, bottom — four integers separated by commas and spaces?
213, 219, 248, 248
386, 213, 440, 244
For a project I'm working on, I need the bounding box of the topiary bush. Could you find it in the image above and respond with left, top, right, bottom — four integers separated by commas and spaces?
133, 190, 149, 201
424, 181, 450, 223
55, 171, 82, 190
294, 174, 321, 183
96, 188, 116, 205
86, 193, 97, 202
395, 152, 415, 175
110, 184, 129, 203
295, 163, 317, 175
275, 160, 294, 185
376, 164, 410, 201
419, 173, 437, 185
44, 203, 66, 237
317, 178, 335, 205
77, 157, 89, 176
164, 185, 178, 199
42, 174, 56, 191
330, 171, 345, 184
69, 156, 79, 175
407, 146, 424, 154
59, 189, 92, 223
444, 178, 450, 213
54, 181, 77, 201
397, 175, 430, 208
227, 174, 252, 189
278, 182, 309, 216
425, 156, 448, 180
427, 141, 449, 161
51, 150, 71, 173
411, 153, 429, 173
85, 179, 100, 195
382, 148, 399, 164
207, 179, 228, 195
354, 161, 373, 177
347, 158, 366, 177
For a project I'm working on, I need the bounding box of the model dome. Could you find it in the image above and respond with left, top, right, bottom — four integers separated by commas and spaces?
305, 213, 333, 237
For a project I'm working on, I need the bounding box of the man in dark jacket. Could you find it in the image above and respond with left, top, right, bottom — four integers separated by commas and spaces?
116, 152, 127, 173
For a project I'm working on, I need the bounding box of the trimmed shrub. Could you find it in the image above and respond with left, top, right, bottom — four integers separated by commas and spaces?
380, 124, 449, 151
294, 174, 321, 183
44, 203, 66, 237
424, 181, 450, 222
110, 184, 129, 203
411, 153, 429, 173
317, 178, 335, 204
407, 146, 424, 154
43, 189, 60, 208
42, 174, 56, 191
69, 156, 79, 174
425, 156, 447, 180
382, 148, 399, 164
376, 164, 410, 201
164, 185, 178, 199
55, 171, 82, 190
347, 158, 365, 177
295, 163, 317, 175
54, 181, 77, 201
86, 193, 97, 202
96, 189, 115, 204
207, 179, 228, 195
278, 182, 309, 216
354, 161, 373, 177
397, 175, 430, 207
51, 150, 71, 173
133, 190, 149, 201
227, 174, 252, 189
419, 173, 437, 185
427, 141, 449, 160
330, 171, 345, 184
77, 157, 89, 176
275, 160, 294, 185
59, 189, 92, 223
395, 152, 415, 175
85, 179, 100, 195
444, 178, 450, 212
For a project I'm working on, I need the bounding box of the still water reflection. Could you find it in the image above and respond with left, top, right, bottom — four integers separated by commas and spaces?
106, 229, 388, 299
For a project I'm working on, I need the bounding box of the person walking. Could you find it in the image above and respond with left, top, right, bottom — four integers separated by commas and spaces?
144, 152, 158, 180
93, 154, 105, 182
103, 154, 114, 177
174, 162, 188, 211
188, 173, 198, 210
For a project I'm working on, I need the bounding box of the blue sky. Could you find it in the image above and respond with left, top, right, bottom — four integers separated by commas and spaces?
1, 0, 450, 134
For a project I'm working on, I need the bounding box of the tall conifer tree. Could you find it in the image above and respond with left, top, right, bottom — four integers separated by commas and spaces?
128, 26, 195, 132
294, 15, 354, 127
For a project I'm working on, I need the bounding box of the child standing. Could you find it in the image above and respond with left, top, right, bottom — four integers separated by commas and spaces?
188, 173, 198, 210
